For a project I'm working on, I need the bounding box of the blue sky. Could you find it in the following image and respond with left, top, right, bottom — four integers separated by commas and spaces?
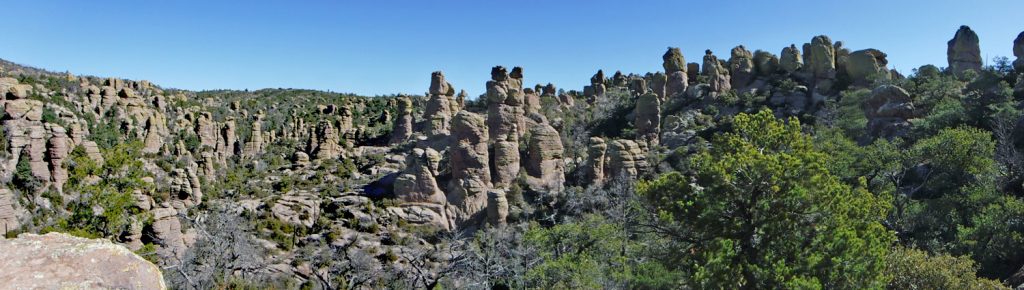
3, 1, 1022, 97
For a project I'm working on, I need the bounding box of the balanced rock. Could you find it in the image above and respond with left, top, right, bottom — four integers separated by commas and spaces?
0, 232, 166, 290
584, 137, 607, 185
635, 91, 661, 145
663, 47, 687, 74
486, 189, 509, 226
424, 72, 454, 137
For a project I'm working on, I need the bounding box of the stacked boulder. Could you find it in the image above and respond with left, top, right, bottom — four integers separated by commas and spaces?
485, 66, 525, 188
947, 25, 982, 77
242, 114, 267, 158
583, 137, 607, 186
585, 70, 606, 98
424, 71, 455, 137
312, 119, 344, 162
606, 139, 649, 180
780, 44, 804, 74
662, 47, 688, 99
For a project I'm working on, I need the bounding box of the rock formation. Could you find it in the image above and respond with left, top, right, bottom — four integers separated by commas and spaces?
1014, 31, 1024, 72
729, 45, 756, 89
585, 70, 606, 98
846, 49, 890, 86
0, 188, 20, 236
271, 190, 321, 228
312, 120, 344, 161
0, 232, 166, 290
390, 95, 413, 144
803, 35, 837, 93
524, 113, 565, 194
486, 189, 508, 226
863, 85, 914, 140
195, 112, 218, 148
607, 139, 648, 180
947, 25, 982, 77
702, 50, 731, 93
47, 126, 70, 192
394, 148, 446, 204
242, 114, 266, 158
584, 137, 607, 185
485, 66, 525, 188
635, 88, 661, 145
663, 47, 687, 75
424, 71, 454, 137
753, 50, 780, 76
150, 207, 187, 260
780, 44, 804, 74
448, 111, 491, 227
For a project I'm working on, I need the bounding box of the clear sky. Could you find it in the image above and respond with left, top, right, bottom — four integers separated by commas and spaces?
3, 1, 1022, 97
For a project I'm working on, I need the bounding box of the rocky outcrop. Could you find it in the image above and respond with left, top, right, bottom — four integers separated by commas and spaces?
781, 44, 804, 74
390, 95, 413, 144
947, 25, 982, 77
312, 120, 344, 162
753, 50, 780, 76
702, 50, 731, 93
846, 49, 890, 86
82, 140, 104, 165
635, 90, 661, 145
486, 189, 508, 226
169, 168, 202, 210
394, 148, 445, 204
1014, 31, 1024, 72
583, 137, 607, 185
863, 85, 914, 140
448, 111, 491, 227
804, 35, 837, 93
729, 45, 756, 89
242, 115, 266, 158
47, 126, 70, 191
0, 188, 20, 235
216, 117, 238, 159
424, 71, 455, 137
524, 113, 565, 194
585, 70, 606, 98
195, 112, 218, 149
607, 139, 648, 180
271, 190, 321, 228
0, 232, 166, 290
486, 66, 525, 188
150, 207, 187, 260
663, 47, 687, 75
142, 115, 165, 154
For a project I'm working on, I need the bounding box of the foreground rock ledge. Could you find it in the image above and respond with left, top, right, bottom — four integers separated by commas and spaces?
0, 232, 166, 290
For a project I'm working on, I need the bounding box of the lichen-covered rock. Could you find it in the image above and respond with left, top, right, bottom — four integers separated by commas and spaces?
780, 44, 804, 74
663, 47, 687, 74
729, 45, 756, 88
846, 49, 890, 86
648, 72, 667, 101
635, 91, 661, 145
524, 113, 565, 194
0, 232, 166, 290
804, 35, 837, 81
947, 25, 982, 77
753, 50, 779, 76
448, 111, 491, 227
